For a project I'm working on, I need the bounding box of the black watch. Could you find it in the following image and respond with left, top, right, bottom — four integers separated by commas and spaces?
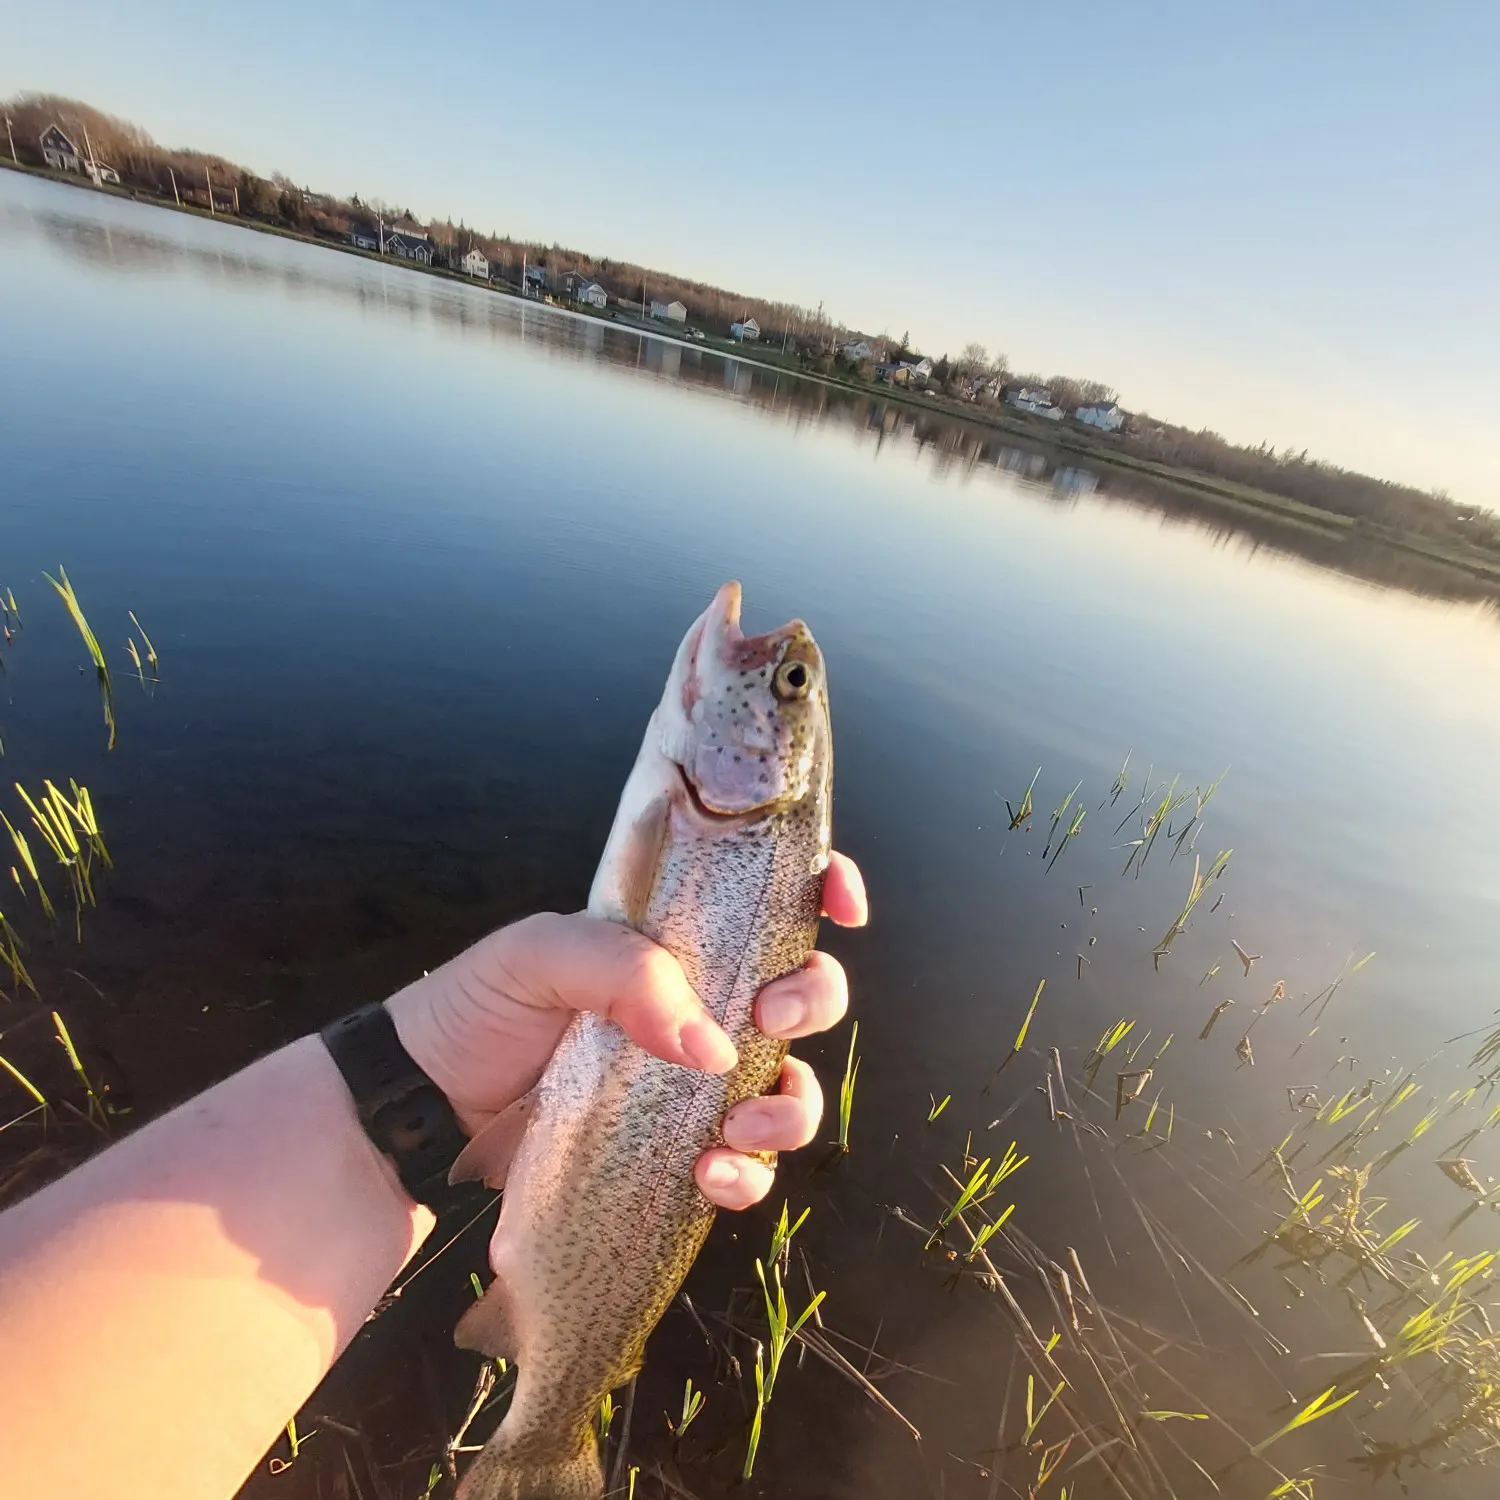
320, 1002, 474, 1211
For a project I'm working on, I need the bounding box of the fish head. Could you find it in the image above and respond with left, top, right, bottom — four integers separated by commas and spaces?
659, 581, 831, 819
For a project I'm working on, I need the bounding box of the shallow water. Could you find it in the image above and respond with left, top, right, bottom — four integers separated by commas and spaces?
3, 170, 1499, 1498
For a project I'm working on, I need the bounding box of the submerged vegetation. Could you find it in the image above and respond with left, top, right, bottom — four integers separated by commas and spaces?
0, 568, 159, 1201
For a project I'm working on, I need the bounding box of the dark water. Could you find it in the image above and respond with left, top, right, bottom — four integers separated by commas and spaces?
3, 171, 1499, 1499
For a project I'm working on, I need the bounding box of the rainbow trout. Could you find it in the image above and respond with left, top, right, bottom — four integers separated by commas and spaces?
450, 581, 833, 1500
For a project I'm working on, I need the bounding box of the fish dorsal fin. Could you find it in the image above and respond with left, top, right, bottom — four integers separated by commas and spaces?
455, 1274, 519, 1361
591, 791, 671, 930
449, 1089, 537, 1189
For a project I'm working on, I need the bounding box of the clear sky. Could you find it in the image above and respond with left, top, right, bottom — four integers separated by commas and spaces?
4, 0, 1496, 507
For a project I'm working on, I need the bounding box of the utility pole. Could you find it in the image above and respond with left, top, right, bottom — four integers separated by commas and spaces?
82, 123, 99, 184
169, 166, 181, 206
4, 116, 15, 164
205, 165, 215, 215
233, 182, 240, 214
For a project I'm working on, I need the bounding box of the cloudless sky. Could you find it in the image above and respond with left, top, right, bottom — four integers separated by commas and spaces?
4, 0, 1496, 506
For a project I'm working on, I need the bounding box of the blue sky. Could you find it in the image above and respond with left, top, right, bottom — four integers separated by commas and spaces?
4, 0, 1496, 505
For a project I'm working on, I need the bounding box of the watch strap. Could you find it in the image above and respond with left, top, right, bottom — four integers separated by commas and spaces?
321, 1002, 471, 1210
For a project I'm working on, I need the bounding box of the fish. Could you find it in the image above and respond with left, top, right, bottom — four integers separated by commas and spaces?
449, 581, 833, 1500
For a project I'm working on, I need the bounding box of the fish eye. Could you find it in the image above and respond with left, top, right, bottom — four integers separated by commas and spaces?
773, 659, 813, 701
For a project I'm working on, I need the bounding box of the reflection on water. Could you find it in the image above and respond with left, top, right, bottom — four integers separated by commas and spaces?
3, 172, 1499, 1499
16, 184, 1497, 614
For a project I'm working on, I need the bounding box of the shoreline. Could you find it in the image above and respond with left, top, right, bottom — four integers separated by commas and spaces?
6, 159, 1498, 592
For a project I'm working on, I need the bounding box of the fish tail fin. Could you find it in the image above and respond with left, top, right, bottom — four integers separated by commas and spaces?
455, 1419, 603, 1500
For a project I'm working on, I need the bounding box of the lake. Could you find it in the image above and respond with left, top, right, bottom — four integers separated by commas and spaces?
3, 169, 1499, 1500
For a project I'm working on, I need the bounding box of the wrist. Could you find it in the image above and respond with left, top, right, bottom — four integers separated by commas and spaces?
320, 1001, 475, 1210
383, 969, 488, 1137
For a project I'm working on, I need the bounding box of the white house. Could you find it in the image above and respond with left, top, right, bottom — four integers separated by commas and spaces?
460, 246, 489, 279
730, 318, 760, 342
1006, 385, 1063, 415
561, 270, 609, 307
382, 231, 433, 265
39, 123, 120, 184
40, 124, 84, 172
650, 298, 688, 323
1074, 401, 1124, 433
841, 340, 873, 362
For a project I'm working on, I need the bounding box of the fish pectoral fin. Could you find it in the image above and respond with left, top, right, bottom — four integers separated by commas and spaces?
589, 789, 671, 929
449, 1089, 538, 1189
454, 1276, 520, 1362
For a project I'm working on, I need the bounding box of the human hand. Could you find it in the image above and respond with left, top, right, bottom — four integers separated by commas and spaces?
386, 852, 867, 1211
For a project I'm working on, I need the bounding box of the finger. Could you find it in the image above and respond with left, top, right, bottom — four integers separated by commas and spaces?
723, 1057, 822, 1151
508, 912, 737, 1073
695, 1147, 776, 1211
821, 851, 868, 927
755, 950, 849, 1040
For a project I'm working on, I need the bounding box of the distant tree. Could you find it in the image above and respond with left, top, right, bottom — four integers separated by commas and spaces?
1077, 380, 1117, 405
958, 342, 988, 376
277, 188, 303, 226
235, 171, 275, 218
898, 330, 910, 353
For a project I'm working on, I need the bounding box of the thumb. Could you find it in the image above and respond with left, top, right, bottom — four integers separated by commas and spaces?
504, 912, 738, 1074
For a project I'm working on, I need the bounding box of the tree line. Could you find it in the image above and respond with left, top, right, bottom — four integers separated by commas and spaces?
5, 92, 1491, 544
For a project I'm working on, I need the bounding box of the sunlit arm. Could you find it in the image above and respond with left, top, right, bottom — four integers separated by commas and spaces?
0, 1035, 431, 1500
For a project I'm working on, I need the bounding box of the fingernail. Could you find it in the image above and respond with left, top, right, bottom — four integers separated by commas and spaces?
701, 1157, 741, 1191
726, 1100, 779, 1150
681, 1014, 738, 1074
758, 987, 807, 1038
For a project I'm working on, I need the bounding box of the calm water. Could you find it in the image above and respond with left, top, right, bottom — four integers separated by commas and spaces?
3, 171, 1499, 1499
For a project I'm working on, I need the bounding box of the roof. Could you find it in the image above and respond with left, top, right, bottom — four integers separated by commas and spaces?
1076, 401, 1120, 412
41, 124, 80, 153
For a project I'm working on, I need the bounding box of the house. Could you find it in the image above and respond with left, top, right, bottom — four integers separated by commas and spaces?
875, 355, 934, 387
524, 263, 549, 292
382, 230, 433, 265
460, 246, 489, 279
40, 124, 83, 172
39, 123, 120, 184
1074, 401, 1124, 433
346, 224, 379, 251
563, 271, 610, 308
841, 340, 873, 363
651, 298, 688, 323
1006, 385, 1058, 414
730, 318, 760, 342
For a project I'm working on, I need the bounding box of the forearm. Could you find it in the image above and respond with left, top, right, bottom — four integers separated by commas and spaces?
0, 1033, 432, 1500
